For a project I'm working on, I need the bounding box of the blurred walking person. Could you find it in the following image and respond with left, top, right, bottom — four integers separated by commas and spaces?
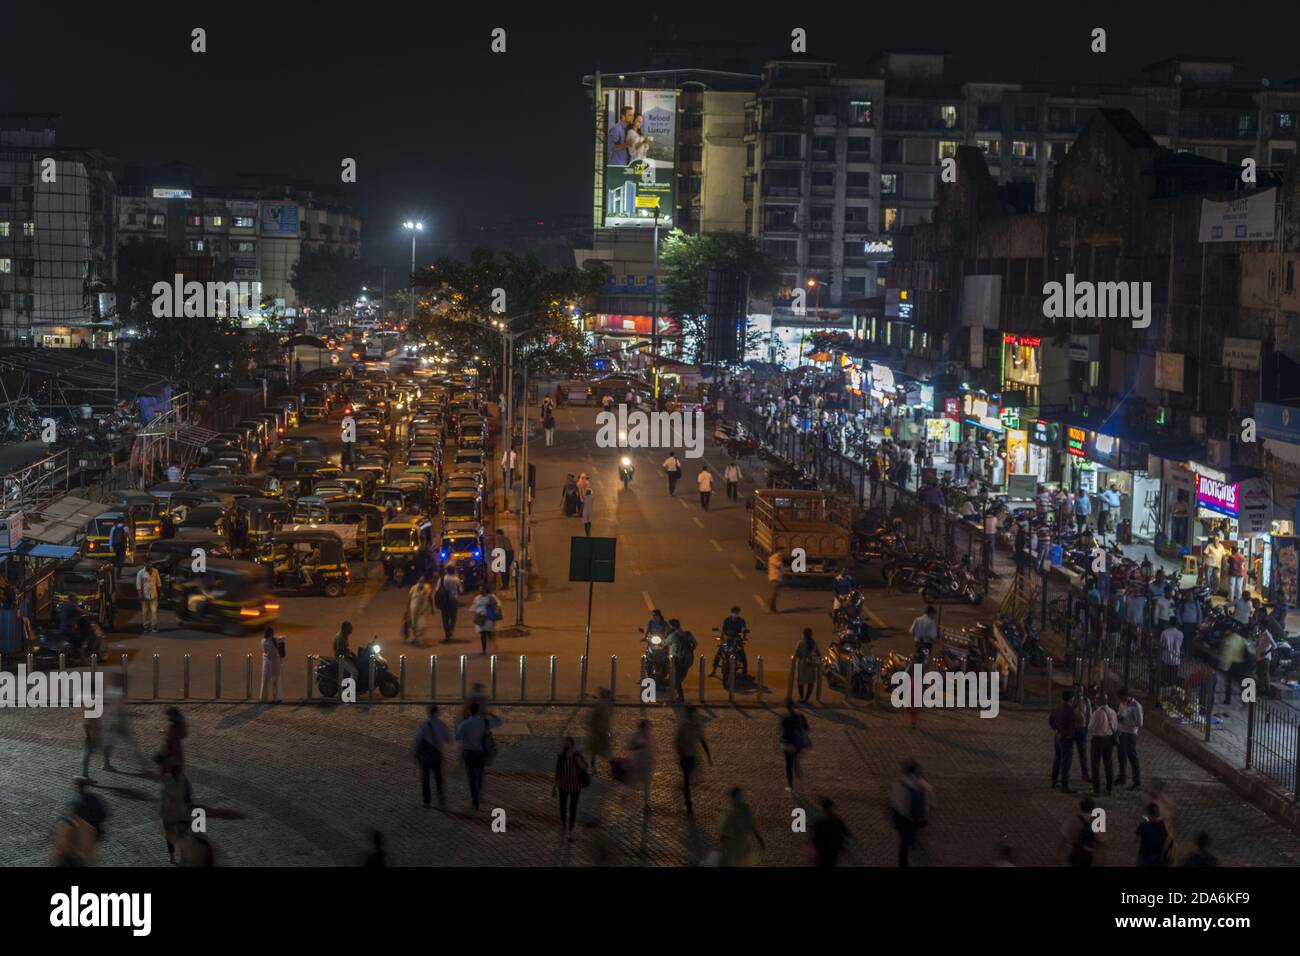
259, 627, 283, 702
717, 787, 765, 866
408, 576, 434, 644
102, 672, 144, 773
793, 629, 818, 702
724, 460, 742, 501
553, 736, 590, 841
454, 701, 501, 812
582, 487, 595, 537
162, 706, 186, 773
662, 452, 682, 496
810, 797, 851, 868
889, 760, 931, 867
80, 715, 102, 781
470, 585, 501, 655
157, 755, 193, 864
779, 700, 811, 791
586, 688, 614, 778
412, 704, 449, 810
674, 706, 712, 815
697, 466, 714, 511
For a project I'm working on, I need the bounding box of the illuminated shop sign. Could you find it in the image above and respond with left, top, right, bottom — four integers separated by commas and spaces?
1029, 420, 1058, 446
1089, 433, 1121, 469
1066, 426, 1088, 457
1002, 333, 1042, 348
1196, 474, 1239, 517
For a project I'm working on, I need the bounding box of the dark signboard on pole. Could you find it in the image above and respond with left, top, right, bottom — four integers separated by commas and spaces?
570, 536, 617, 583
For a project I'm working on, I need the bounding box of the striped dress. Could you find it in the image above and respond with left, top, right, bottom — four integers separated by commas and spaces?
555, 750, 587, 794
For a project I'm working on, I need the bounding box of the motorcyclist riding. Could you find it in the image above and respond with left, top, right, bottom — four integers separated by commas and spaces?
645, 609, 669, 639
333, 620, 358, 684
711, 606, 749, 678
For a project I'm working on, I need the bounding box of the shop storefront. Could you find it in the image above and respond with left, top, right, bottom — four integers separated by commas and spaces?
961, 391, 1005, 487
1025, 419, 1059, 484
1000, 333, 1042, 413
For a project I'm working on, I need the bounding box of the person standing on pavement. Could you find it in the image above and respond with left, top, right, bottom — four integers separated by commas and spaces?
890, 760, 931, 868
1256, 628, 1277, 697
793, 629, 819, 702
697, 466, 714, 511
910, 606, 938, 662
454, 701, 501, 812
433, 566, 462, 642
767, 549, 786, 613
157, 755, 193, 864
542, 406, 556, 447
259, 626, 283, 702
1071, 688, 1092, 782
1160, 619, 1184, 686
471, 585, 501, 655
553, 736, 590, 841
623, 719, 655, 814
1136, 803, 1174, 866
109, 518, 129, 570
779, 699, 811, 790
581, 487, 594, 537
407, 575, 433, 644
1218, 627, 1249, 704
1227, 546, 1247, 603
982, 507, 998, 576
674, 706, 712, 816
1049, 689, 1078, 792
136, 562, 161, 633
662, 452, 682, 496
1062, 796, 1103, 867
1074, 491, 1092, 534
493, 528, 514, 592
501, 446, 517, 501
586, 688, 614, 778
723, 459, 742, 501
1115, 688, 1143, 791
1087, 693, 1118, 795
1202, 536, 1225, 594
665, 620, 697, 699
412, 704, 450, 810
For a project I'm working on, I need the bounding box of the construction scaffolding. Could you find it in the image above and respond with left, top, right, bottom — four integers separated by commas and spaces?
131, 391, 218, 488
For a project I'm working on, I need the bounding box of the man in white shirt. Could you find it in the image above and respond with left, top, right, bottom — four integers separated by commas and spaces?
982, 510, 999, 575
1202, 537, 1225, 594
501, 447, 517, 501
910, 606, 938, 660
1159, 622, 1183, 684
1087, 693, 1119, 795
1233, 592, 1253, 625
697, 466, 714, 511
136, 562, 161, 633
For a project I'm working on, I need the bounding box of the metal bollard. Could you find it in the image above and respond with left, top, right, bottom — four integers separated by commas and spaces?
25, 652, 33, 674
610, 656, 617, 701
727, 658, 736, 704
815, 663, 823, 704
89, 653, 97, 683
429, 656, 437, 700
244, 654, 252, 700
306, 656, 314, 701
668, 655, 677, 704
1046, 656, 1054, 699
120, 654, 129, 699
214, 654, 222, 700
843, 658, 852, 706
519, 656, 527, 702
153, 654, 161, 699
182, 654, 191, 699
489, 655, 498, 700
459, 655, 468, 699
368, 655, 377, 701
549, 656, 557, 702
698, 655, 706, 703
59, 652, 66, 672
1016, 654, 1025, 704
399, 655, 407, 700
756, 656, 764, 704
787, 655, 796, 700
579, 656, 588, 701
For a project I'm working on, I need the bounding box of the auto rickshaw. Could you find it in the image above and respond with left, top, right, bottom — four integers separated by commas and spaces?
52, 559, 118, 629
132, 534, 232, 605
235, 497, 294, 561
108, 492, 164, 548
375, 483, 425, 518
325, 500, 385, 559
292, 496, 330, 524
259, 474, 290, 499
268, 529, 350, 597
440, 488, 482, 531
438, 527, 486, 589
175, 503, 235, 552
311, 481, 351, 503
352, 462, 388, 490
381, 517, 423, 584
337, 472, 376, 501
171, 559, 281, 635
82, 511, 134, 563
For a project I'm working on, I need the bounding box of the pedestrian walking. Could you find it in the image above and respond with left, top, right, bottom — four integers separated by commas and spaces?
586, 688, 613, 778
1072, 689, 1092, 781
157, 756, 193, 863
470, 585, 502, 654
110, 518, 128, 570
810, 797, 851, 868
697, 466, 713, 511
662, 452, 682, 496
411, 704, 449, 810
501, 446, 517, 501
1062, 796, 1103, 867
101, 673, 144, 773
724, 459, 742, 501
1048, 689, 1078, 792
553, 736, 590, 840
493, 528, 514, 592
779, 699, 811, 790
889, 760, 931, 868
909, 606, 938, 661
162, 706, 186, 773
581, 487, 594, 536
1181, 832, 1218, 867
259, 626, 283, 702
614, 720, 655, 814
793, 629, 818, 702
1087, 693, 1118, 795
433, 566, 462, 642
1256, 629, 1278, 697
136, 562, 161, 633
454, 701, 501, 812
1227, 546, 1246, 602
1202, 536, 1225, 594
674, 706, 712, 816
1115, 688, 1143, 790
407, 576, 434, 644
542, 408, 556, 447
717, 787, 765, 866
767, 549, 786, 612
665, 620, 697, 699
1160, 620, 1184, 686
1136, 803, 1174, 866
80, 714, 102, 781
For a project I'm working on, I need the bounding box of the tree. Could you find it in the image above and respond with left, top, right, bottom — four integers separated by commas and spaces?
410, 248, 608, 381
658, 230, 779, 363
291, 248, 363, 315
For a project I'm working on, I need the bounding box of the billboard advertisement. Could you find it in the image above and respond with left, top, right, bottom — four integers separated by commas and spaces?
260, 202, 300, 237
1199, 187, 1276, 243
602, 88, 675, 228
588, 313, 680, 336
1196, 473, 1239, 517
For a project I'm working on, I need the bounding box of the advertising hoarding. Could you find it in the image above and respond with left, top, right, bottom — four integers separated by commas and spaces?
1196, 473, 1239, 517
260, 202, 300, 237
1198, 188, 1277, 243
602, 88, 676, 228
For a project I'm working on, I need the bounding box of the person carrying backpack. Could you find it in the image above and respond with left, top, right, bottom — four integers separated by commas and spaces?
433, 567, 462, 642
665, 620, 697, 699
1063, 796, 1102, 867
470, 585, 502, 655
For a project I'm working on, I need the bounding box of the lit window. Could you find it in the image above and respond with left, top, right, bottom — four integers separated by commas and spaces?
978, 138, 1001, 158
22, 222, 35, 237
211, 215, 224, 227
940, 105, 958, 129
1011, 140, 1036, 159
233, 216, 254, 228
0, 222, 8, 237
880, 174, 898, 194
939, 140, 959, 160
0, 259, 11, 273
882, 207, 899, 232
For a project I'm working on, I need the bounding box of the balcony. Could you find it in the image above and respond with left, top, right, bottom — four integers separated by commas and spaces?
762, 184, 802, 198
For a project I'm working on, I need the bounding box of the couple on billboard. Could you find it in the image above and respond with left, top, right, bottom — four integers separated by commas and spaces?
608, 104, 653, 167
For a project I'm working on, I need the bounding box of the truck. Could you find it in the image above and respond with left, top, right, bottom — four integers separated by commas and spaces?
748, 488, 851, 581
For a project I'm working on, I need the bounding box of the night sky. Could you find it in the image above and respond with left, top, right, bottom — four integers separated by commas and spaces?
7, 0, 1295, 275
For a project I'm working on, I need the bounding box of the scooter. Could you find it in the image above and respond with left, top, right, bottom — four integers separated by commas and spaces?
638, 627, 670, 686
831, 588, 866, 629
823, 630, 876, 696
315, 640, 400, 698
619, 456, 635, 489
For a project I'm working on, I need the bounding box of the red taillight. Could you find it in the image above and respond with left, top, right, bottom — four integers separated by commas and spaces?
264, 602, 280, 612
239, 607, 260, 617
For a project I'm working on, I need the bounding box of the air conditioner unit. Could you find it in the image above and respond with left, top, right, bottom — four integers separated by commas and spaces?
0, 512, 24, 550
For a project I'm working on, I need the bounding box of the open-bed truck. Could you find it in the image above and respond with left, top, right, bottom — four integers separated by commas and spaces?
749, 488, 851, 583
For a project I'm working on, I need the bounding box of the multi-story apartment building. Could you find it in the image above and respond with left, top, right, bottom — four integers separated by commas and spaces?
0, 113, 116, 346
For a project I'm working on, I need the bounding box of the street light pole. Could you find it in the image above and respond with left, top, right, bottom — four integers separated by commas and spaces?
403, 220, 423, 330
516, 356, 529, 625
651, 207, 660, 401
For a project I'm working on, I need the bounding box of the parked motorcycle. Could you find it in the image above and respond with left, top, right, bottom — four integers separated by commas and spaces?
315, 640, 399, 698
822, 631, 876, 696
831, 588, 867, 629
920, 561, 985, 605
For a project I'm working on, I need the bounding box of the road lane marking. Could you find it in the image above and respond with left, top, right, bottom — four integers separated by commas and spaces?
709, 539, 723, 552
729, 563, 745, 580
678, 498, 689, 509
752, 594, 767, 612
641, 591, 655, 611
865, 609, 886, 627
692, 517, 705, 529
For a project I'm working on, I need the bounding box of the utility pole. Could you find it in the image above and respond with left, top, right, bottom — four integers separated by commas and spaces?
516, 355, 529, 625
651, 207, 660, 401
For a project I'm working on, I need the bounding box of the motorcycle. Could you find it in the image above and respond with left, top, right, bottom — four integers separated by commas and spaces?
711, 626, 750, 688
619, 456, 635, 489
920, 561, 985, 605
315, 640, 400, 698
831, 588, 866, 629
638, 626, 670, 686
822, 631, 877, 696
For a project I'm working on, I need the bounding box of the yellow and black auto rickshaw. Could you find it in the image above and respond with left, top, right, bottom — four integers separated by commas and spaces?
235, 497, 294, 561
108, 492, 164, 549
81, 511, 134, 563
375, 483, 425, 519
438, 527, 486, 590
292, 496, 330, 524
171, 559, 280, 635
338, 470, 378, 502
381, 517, 423, 584
268, 529, 349, 597
52, 559, 118, 629
175, 503, 235, 553
325, 500, 385, 559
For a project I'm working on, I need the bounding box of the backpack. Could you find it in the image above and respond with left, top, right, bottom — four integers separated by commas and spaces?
432, 581, 449, 610
488, 597, 503, 622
